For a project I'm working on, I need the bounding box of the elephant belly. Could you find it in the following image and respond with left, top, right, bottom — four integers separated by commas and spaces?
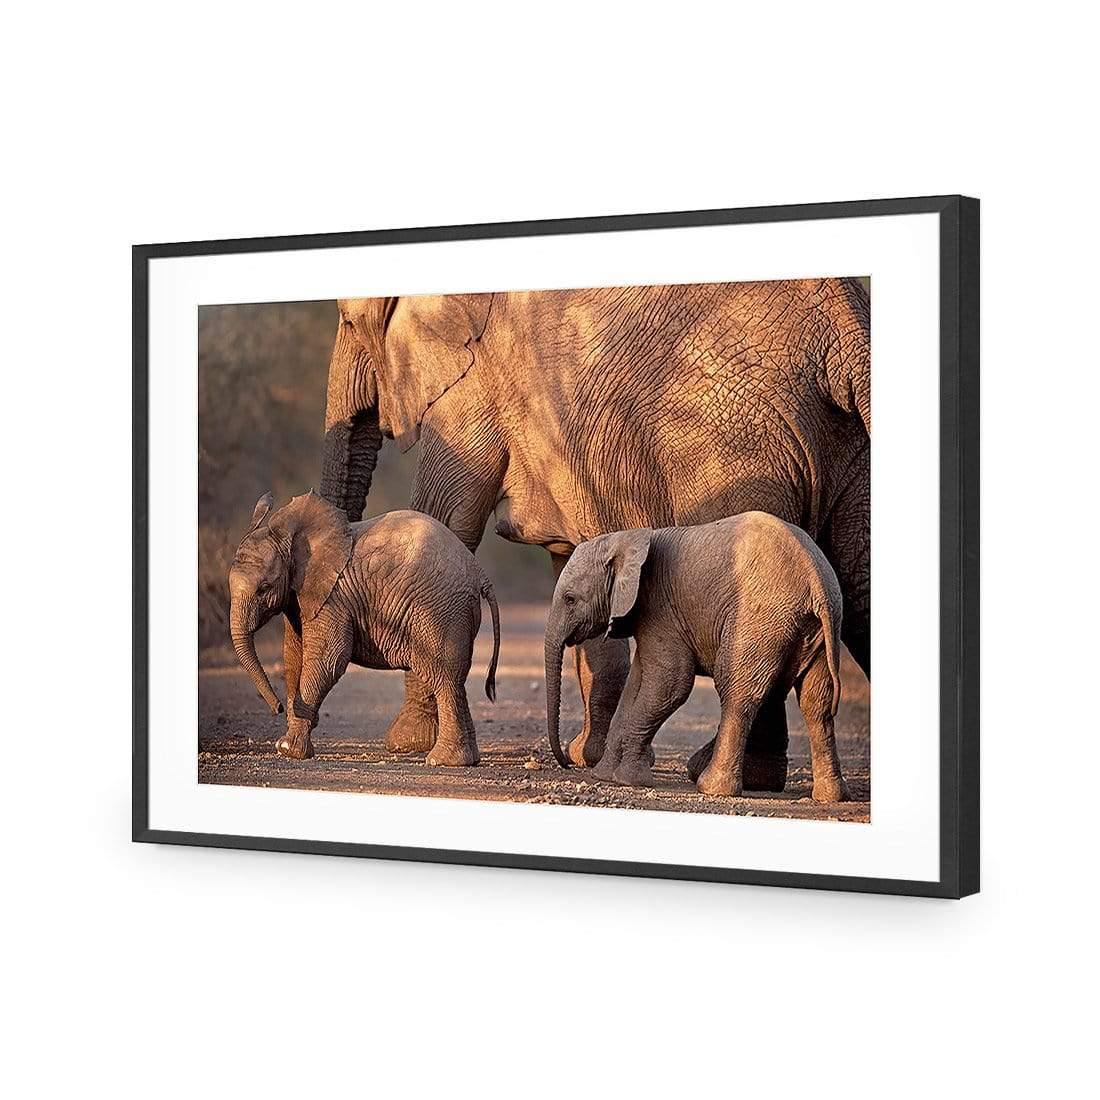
491, 377, 857, 548
351, 633, 403, 672
494, 459, 808, 552
671, 467, 804, 531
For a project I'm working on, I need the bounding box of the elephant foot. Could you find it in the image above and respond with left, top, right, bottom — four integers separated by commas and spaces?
689, 742, 787, 790
743, 752, 788, 792
425, 740, 480, 768
565, 727, 606, 768
276, 730, 314, 760
384, 705, 438, 754
590, 751, 619, 782
571, 730, 655, 770
611, 758, 654, 788
696, 764, 742, 798
686, 741, 714, 784
812, 775, 851, 803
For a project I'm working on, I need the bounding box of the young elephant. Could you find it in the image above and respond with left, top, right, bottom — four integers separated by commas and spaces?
544, 513, 849, 801
228, 491, 499, 766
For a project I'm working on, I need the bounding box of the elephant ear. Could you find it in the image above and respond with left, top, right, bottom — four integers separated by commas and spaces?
270, 493, 354, 623
379, 293, 494, 451
604, 529, 653, 638
247, 491, 274, 533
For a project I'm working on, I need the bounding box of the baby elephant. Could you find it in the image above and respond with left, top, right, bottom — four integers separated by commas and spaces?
228, 491, 499, 766
545, 513, 849, 801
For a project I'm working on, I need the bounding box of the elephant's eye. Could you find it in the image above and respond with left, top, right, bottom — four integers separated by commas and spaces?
563, 592, 576, 605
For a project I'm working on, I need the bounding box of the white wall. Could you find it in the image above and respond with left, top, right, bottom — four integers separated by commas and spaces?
5, 2, 1093, 1096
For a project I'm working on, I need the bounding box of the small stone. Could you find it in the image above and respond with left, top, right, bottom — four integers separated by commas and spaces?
528, 681, 540, 692
523, 759, 541, 770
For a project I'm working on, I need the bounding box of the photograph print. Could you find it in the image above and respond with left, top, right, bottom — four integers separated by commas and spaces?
199, 277, 871, 823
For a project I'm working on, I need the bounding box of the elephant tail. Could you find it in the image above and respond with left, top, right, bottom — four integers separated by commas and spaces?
482, 580, 500, 703
811, 569, 844, 718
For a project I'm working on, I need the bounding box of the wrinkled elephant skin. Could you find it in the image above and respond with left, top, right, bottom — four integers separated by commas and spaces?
227, 492, 500, 766
546, 515, 851, 801
320, 280, 870, 783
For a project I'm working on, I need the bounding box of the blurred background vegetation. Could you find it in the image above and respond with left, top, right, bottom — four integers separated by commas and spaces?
198, 300, 553, 660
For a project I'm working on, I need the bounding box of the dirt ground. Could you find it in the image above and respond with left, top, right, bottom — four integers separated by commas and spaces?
199, 604, 870, 822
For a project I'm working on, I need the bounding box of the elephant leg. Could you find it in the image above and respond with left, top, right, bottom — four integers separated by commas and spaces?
685, 739, 713, 784
569, 636, 631, 767
384, 671, 440, 753
696, 702, 760, 798
277, 638, 348, 761
743, 687, 790, 791
609, 656, 693, 788
842, 620, 869, 680
425, 682, 480, 768
835, 563, 870, 681
282, 614, 302, 713
796, 654, 850, 803
822, 446, 870, 678
696, 649, 775, 797
376, 409, 504, 755
686, 687, 789, 791
277, 616, 309, 758
591, 658, 642, 783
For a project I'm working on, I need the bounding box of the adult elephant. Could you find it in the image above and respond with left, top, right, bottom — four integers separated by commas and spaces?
319, 279, 869, 788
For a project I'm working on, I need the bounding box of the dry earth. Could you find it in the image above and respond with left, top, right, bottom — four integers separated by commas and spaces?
199, 604, 870, 822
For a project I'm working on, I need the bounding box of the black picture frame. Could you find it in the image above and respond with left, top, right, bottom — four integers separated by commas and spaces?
133, 195, 979, 898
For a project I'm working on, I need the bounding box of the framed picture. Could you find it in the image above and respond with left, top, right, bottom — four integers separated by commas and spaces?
133, 195, 979, 898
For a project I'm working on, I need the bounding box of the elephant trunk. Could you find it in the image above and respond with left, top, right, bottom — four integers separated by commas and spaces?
230, 604, 283, 716
544, 615, 570, 768
320, 407, 382, 523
